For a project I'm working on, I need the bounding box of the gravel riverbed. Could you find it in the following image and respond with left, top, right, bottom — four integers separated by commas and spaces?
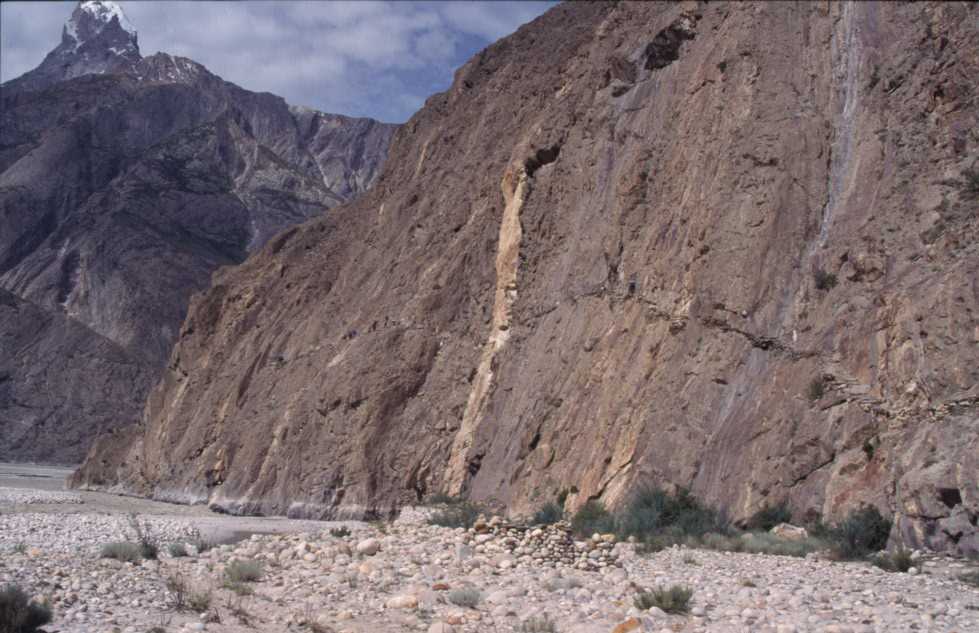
1, 465, 978, 633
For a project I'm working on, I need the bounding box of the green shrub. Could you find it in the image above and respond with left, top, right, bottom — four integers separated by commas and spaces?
830, 505, 892, 560
100, 542, 142, 563
224, 559, 263, 584
634, 585, 693, 614
617, 486, 728, 540
329, 527, 351, 538
447, 587, 481, 608
429, 501, 481, 529
0, 584, 52, 633
11, 543, 26, 555
813, 268, 838, 290
570, 500, 616, 537
168, 542, 188, 558
532, 502, 563, 526
873, 548, 913, 573
191, 538, 214, 554
746, 502, 791, 531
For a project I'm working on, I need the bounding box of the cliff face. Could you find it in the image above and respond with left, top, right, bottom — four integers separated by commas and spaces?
0, 1, 396, 463
75, 1, 979, 554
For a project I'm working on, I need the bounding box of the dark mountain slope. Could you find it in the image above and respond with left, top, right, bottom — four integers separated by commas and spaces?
0, 1, 396, 462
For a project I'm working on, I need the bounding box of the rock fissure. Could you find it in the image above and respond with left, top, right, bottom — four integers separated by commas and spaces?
445, 164, 531, 494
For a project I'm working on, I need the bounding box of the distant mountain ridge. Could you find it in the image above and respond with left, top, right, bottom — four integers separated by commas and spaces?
0, 0, 397, 463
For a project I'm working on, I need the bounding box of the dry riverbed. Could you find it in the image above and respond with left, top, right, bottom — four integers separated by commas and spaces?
2, 463, 978, 633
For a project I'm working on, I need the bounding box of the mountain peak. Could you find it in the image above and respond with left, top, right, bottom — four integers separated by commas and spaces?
62, 0, 138, 55
3, 0, 141, 93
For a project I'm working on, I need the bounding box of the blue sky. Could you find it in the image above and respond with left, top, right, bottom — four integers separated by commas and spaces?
0, 1, 555, 123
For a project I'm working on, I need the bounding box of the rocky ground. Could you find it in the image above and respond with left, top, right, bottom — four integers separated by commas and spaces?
2, 464, 978, 633
2, 501, 978, 633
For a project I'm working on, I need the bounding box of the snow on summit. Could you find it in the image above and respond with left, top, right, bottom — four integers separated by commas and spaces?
79, 0, 135, 34
64, 0, 137, 51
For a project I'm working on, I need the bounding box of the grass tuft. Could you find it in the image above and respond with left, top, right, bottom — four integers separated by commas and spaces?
225, 559, 263, 584
168, 542, 188, 558
873, 548, 913, 573
520, 614, 558, 632
447, 587, 481, 608
100, 541, 142, 563
634, 585, 693, 614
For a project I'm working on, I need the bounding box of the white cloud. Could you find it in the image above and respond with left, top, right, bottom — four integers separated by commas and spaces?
1, 0, 554, 122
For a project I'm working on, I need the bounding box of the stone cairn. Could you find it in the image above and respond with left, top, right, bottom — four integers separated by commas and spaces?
462, 515, 621, 571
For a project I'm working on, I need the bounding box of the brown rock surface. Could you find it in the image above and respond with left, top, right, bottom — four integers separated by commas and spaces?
76, 1, 979, 553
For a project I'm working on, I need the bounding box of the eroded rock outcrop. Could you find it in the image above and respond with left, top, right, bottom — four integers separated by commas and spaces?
76, 1, 979, 554
0, 1, 396, 463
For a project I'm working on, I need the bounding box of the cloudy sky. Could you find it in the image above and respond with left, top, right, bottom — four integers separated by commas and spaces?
0, 1, 554, 123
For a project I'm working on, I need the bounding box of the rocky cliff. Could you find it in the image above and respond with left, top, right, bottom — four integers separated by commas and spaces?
75, 1, 979, 554
0, 1, 396, 463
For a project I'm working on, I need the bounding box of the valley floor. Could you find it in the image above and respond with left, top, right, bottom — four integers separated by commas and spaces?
1, 464, 978, 633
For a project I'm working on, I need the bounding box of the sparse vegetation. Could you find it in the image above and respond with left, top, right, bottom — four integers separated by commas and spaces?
873, 548, 913, 573
807, 376, 828, 402
165, 574, 187, 610
828, 505, 892, 560
100, 541, 142, 563
225, 559, 263, 584
168, 542, 188, 558
129, 514, 158, 560
447, 587, 481, 608
813, 268, 838, 290
187, 589, 212, 613
0, 584, 53, 633
11, 543, 26, 555
570, 500, 616, 537
329, 526, 351, 538
617, 486, 729, 542
222, 580, 254, 596
532, 501, 563, 526
746, 501, 792, 531
425, 492, 462, 505
634, 585, 694, 614
520, 614, 558, 633
428, 501, 481, 529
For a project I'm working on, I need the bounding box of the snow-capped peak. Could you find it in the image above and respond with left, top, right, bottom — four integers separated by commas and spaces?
78, 1, 135, 34
64, 1, 137, 51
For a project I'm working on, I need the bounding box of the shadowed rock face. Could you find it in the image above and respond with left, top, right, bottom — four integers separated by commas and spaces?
0, 1, 396, 463
75, 1, 979, 554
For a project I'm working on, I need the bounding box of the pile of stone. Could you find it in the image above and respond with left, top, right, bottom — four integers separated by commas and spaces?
463, 516, 622, 571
